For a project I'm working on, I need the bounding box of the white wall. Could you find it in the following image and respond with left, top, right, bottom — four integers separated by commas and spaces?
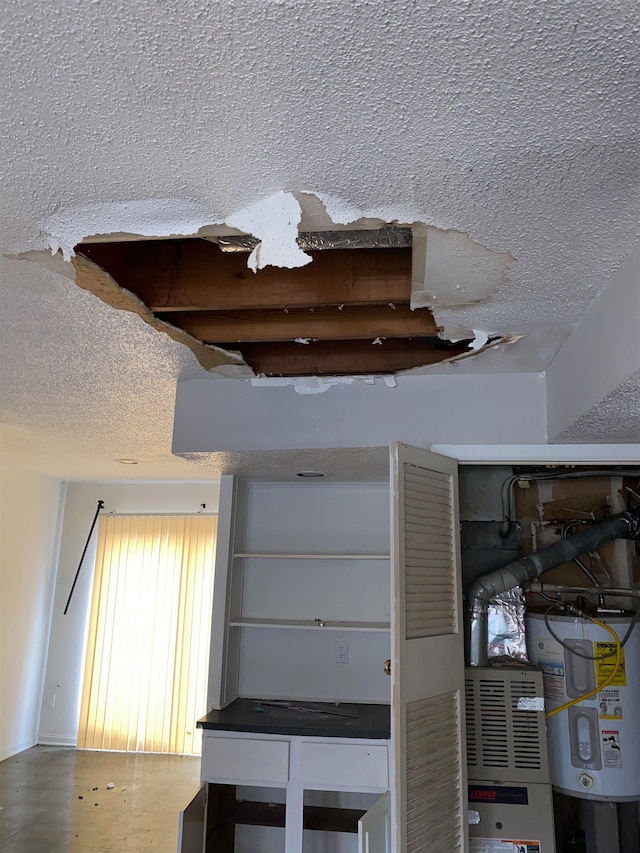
546, 241, 640, 439
38, 481, 221, 745
173, 372, 548, 454
0, 458, 62, 760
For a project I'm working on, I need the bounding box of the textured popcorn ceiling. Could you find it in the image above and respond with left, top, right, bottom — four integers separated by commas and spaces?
1, 0, 639, 480
554, 371, 640, 445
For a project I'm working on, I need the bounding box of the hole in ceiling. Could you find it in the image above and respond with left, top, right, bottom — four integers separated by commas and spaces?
73, 226, 478, 377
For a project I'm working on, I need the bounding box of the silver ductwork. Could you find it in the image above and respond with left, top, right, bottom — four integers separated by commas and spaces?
215, 226, 413, 253
467, 508, 640, 667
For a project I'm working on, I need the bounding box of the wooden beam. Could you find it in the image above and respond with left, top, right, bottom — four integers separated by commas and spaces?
234, 338, 471, 376
77, 240, 412, 311
162, 304, 437, 342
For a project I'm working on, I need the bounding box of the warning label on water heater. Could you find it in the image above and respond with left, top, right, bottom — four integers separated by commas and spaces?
602, 730, 622, 768
470, 840, 540, 853
535, 638, 565, 704
594, 643, 626, 686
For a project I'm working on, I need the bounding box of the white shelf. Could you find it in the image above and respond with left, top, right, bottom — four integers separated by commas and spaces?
228, 617, 391, 632
234, 553, 390, 560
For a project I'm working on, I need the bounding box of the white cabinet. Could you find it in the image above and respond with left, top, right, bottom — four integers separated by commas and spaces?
182, 443, 468, 853
298, 742, 388, 789
358, 791, 391, 853
195, 730, 390, 853
202, 735, 290, 784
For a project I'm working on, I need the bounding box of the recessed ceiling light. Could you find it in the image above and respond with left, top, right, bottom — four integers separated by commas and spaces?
116, 458, 140, 465
296, 470, 325, 478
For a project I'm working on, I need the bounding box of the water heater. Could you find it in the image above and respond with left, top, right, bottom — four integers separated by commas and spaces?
526, 611, 640, 802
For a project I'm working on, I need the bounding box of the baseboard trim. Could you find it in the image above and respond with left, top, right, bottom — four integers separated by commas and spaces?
37, 735, 77, 747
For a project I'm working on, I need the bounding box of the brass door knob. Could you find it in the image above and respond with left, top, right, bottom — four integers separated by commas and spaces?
383, 659, 391, 676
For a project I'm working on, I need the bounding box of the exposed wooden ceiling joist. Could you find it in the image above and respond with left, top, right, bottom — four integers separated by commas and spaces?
79, 240, 412, 311
229, 339, 471, 376
161, 304, 437, 343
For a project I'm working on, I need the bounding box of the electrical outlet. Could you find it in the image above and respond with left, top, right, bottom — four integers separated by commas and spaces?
335, 640, 349, 664
44, 693, 56, 709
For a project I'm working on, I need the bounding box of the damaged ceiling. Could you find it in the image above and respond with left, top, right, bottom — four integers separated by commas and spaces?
1, 0, 639, 480
74, 230, 480, 377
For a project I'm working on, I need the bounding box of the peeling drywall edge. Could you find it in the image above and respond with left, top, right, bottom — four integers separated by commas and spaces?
470, 330, 490, 350
449, 334, 522, 362
44, 199, 217, 262
302, 190, 427, 232
250, 376, 358, 395
43, 192, 313, 271
396, 335, 523, 376
5, 248, 77, 281
249, 374, 400, 394
70, 253, 249, 373
226, 191, 311, 271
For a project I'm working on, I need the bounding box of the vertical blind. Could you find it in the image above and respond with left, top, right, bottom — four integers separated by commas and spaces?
77, 515, 217, 755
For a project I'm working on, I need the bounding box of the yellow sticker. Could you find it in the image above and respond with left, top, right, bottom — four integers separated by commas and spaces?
594, 642, 626, 687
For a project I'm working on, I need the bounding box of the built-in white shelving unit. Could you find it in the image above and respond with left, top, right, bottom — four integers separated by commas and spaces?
209, 480, 393, 706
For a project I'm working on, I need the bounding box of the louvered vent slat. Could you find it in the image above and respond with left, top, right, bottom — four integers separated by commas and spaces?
464, 677, 477, 766
404, 528, 452, 543
402, 462, 456, 640
405, 468, 451, 486
406, 692, 463, 853
404, 499, 451, 519
509, 679, 543, 770
465, 668, 549, 783
404, 482, 451, 500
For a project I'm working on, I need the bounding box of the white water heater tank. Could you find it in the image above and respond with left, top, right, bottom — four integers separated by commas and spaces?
526, 610, 640, 802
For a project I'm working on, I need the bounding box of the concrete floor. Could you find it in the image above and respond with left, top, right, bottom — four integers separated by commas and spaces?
0, 746, 201, 852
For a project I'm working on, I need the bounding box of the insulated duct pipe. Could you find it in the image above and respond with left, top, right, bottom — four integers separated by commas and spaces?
466, 508, 640, 667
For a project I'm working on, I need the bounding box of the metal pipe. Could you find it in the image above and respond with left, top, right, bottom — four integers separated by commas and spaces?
526, 584, 640, 597
499, 470, 640, 539
562, 520, 603, 588
467, 508, 640, 666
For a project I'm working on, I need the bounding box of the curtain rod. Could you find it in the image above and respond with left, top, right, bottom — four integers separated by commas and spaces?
64, 500, 104, 615
102, 512, 217, 517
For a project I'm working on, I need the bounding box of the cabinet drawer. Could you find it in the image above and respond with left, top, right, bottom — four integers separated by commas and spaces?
202, 735, 289, 784
300, 742, 388, 788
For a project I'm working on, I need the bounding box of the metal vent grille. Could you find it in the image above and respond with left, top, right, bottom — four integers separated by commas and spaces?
406, 691, 463, 853
478, 678, 510, 767
510, 678, 545, 770
403, 463, 457, 640
465, 668, 550, 784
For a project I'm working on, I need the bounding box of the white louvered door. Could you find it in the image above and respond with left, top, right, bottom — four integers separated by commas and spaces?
390, 443, 468, 853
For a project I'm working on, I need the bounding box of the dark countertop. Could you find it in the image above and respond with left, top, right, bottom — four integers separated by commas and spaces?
198, 698, 390, 739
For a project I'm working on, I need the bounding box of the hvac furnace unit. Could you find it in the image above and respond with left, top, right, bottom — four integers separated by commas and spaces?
527, 610, 640, 802
465, 667, 556, 853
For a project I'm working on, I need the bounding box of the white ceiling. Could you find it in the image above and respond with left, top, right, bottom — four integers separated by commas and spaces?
1, 1, 639, 482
